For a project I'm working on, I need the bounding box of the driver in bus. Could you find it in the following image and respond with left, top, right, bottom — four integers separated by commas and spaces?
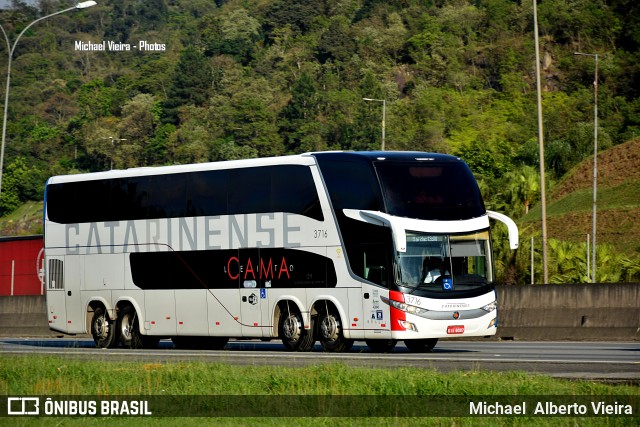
422, 257, 449, 283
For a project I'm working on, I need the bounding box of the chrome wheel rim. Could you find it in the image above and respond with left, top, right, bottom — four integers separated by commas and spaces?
283, 315, 301, 341
320, 314, 339, 342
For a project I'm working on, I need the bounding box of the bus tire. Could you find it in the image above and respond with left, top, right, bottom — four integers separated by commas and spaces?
279, 307, 315, 352
404, 338, 438, 352
365, 339, 397, 353
118, 306, 159, 349
90, 307, 117, 349
317, 309, 353, 352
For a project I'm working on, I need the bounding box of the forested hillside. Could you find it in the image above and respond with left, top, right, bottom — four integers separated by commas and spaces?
0, 0, 639, 282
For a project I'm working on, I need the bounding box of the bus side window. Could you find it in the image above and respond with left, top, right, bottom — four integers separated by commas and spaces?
362, 244, 388, 288
366, 266, 386, 286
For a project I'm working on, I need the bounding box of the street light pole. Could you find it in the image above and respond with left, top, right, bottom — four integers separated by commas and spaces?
574, 51, 598, 283
532, 0, 548, 283
362, 97, 386, 151
0, 1, 97, 203
102, 136, 127, 170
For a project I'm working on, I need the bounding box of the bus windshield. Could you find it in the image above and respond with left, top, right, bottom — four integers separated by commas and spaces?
395, 231, 493, 292
374, 160, 485, 220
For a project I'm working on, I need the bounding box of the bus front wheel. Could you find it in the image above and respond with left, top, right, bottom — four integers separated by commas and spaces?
90, 307, 117, 348
279, 307, 315, 352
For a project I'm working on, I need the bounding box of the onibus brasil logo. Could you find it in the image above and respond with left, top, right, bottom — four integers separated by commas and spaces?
6, 397, 152, 416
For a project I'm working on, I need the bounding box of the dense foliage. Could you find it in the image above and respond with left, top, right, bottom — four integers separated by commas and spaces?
0, 0, 639, 282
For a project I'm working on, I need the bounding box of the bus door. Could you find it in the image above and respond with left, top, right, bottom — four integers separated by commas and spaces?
64, 255, 84, 333
45, 256, 81, 333
46, 257, 66, 331
360, 243, 392, 338
237, 249, 267, 337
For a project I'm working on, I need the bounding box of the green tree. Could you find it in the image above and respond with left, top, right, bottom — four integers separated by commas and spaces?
118, 94, 158, 140
319, 88, 361, 150
115, 94, 161, 167
279, 71, 319, 153
0, 158, 44, 215
77, 79, 115, 119
201, 8, 261, 64
318, 15, 355, 63
495, 165, 540, 218
105, 0, 168, 40
146, 123, 176, 165
263, 0, 325, 40
164, 47, 213, 124
227, 95, 283, 157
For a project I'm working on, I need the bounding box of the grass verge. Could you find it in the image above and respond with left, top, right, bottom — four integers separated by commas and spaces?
0, 201, 43, 236
0, 355, 637, 426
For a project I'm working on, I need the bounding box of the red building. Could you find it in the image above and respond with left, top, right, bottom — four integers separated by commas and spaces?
0, 235, 44, 296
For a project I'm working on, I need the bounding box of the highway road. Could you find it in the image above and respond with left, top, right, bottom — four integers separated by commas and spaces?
1, 338, 638, 383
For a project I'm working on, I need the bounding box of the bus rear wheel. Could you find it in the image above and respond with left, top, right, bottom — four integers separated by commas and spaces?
404, 338, 438, 352
365, 339, 397, 353
279, 307, 315, 352
118, 306, 159, 349
317, 310, 353, 352
90, 307, 117, 348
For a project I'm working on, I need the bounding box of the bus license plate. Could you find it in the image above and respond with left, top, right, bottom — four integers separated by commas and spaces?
447, 325, 464, 334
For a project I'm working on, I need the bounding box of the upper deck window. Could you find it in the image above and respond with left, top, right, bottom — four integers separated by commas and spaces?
47, 164, 323, 223
374, 160, 485, 221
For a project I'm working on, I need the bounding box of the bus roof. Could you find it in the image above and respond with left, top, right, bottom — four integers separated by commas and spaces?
312, 151, 462, 163
46, 151, 462, 184
47, 153, 317, 184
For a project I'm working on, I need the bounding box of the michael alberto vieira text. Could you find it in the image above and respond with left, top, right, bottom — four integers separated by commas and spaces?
470, 400, 633, 416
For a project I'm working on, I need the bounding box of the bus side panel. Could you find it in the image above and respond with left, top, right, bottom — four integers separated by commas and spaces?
175, 290, 209, 336
144, 290, 177, 336
46, 287, 67, 333
324, 245, 368, 340
207, 290, 242, 337
239, 287, 266, 337
360, 282, 393, 340
83, 253, 125, 291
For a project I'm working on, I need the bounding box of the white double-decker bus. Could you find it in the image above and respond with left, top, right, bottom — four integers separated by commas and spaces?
44, 151, 518, 352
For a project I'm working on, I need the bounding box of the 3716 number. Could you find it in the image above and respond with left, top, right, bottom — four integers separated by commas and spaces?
314, 229, 328, 239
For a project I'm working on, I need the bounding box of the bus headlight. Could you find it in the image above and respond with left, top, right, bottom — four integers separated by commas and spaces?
481, 301, 497, 313
384, 297, 407, 312
399, 320, 418, 332
487, 317, 497, 328
406, 305, 429, 316
382, 296, 429, 316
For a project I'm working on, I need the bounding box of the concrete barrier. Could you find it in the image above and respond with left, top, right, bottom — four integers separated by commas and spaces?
1, 284, 639, 340
0, 295, 56, 337
495, 283, 640, 341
